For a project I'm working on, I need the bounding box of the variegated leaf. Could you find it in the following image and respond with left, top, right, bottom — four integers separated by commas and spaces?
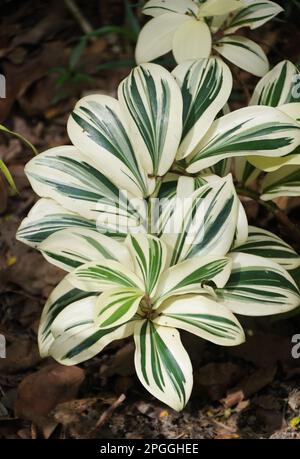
225, 1, 283, 34
250, 60, 300, 107
152, 176, 196, 236
16, 198, 123, 248
216, 253, 300, 316
94, 288, 144, 329
206, 158, 232, 177
39, 228, 133, 272
186, 106, 300, 173
49, 314, 137, 366
142, 0, 198, 17
154, 295, 245, 346
126, 234, 167, 296
38, 277, 97, 357
118, 63, 183, 176
198, 0, 245, 16
214, 36, 269, 77
154, 255, 232, 308
232, 200, 249, 247
134, 320, 192, 411
247, 148, 300, 173
231, 226, 300, 271
261, 165, 300, 200
161, 175, 239, 265
67, 94, 154, 197
235, 157, 260, 186
24, 146, 146, 227
68, 260, 144, 292
173, 58, 232, 159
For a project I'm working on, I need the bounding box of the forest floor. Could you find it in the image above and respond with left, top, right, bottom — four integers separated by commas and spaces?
1, 0, 300, 439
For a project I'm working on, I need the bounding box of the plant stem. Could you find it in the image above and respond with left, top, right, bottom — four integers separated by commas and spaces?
236, 185, 300, 244
64, 0, 95, 38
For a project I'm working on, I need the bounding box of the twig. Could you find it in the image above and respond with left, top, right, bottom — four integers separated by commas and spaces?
95, 394, 126, 430
64, 0, 95, 38
236, 185, 300, 245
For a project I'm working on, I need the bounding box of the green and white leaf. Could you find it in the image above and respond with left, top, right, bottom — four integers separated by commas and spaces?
67, 94, 154, 197
38, 277, 97, 357
261, 165, 300, 200
173, 58, 232, 159
206, 158, 232, 177
25, 146, 146, 227
161, 175, 238, 265
118, 63, 183, 176
154, 255, 232, 307
198, 0, 245, 16
154, 295, 245, 346
225, 1, 283, 34
152, 176, 195, 236
94, 288, 144, 329
142, 0, 198, 17
134, 320, 192, 411
126, 234, 167, 296
16, 198, 123, 248
235, 157, 260, 186
49, 314, 137, 366
214, 35, 269, 77
231, 226, 300, 271
232, 200, 249, 247
39, 228, 133, 272
186, 106, 300, 173
50, 295, 96, 339
68, 260, 144, 292
216, 252, 300, 316
250, 60, 300, 107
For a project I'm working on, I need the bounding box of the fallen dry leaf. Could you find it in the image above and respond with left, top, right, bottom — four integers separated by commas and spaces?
15, 363, 85, 437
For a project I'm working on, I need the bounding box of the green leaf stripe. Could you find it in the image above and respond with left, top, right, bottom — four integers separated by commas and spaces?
17, 212, 99, 244
27, 154, 140, 218
217, 266, 299, 306
130, 236, 163, 294
120, 66, 171, 175
96, 289, 142, 328
72, 101, 147, 194
231, 226, 300, 270
180, 59, 224, 140
41, 288, 95, 342
74, 265, 141, 290
139, 321, 187, 404
190, 121, 300, 163
227, 2, 278, 29
160, 259, 229, 299
162, 313, 241, 340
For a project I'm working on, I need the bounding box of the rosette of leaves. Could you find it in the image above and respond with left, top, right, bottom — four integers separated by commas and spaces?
32, 169, 300, 411
136, 0, 283, 76
17, 59, 300, 247
235, 60, 300, 200
17, 60, 300, 410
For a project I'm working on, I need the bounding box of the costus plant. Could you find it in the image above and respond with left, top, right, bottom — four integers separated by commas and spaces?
136, 0, 283, 76
17, 59, 300, 410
